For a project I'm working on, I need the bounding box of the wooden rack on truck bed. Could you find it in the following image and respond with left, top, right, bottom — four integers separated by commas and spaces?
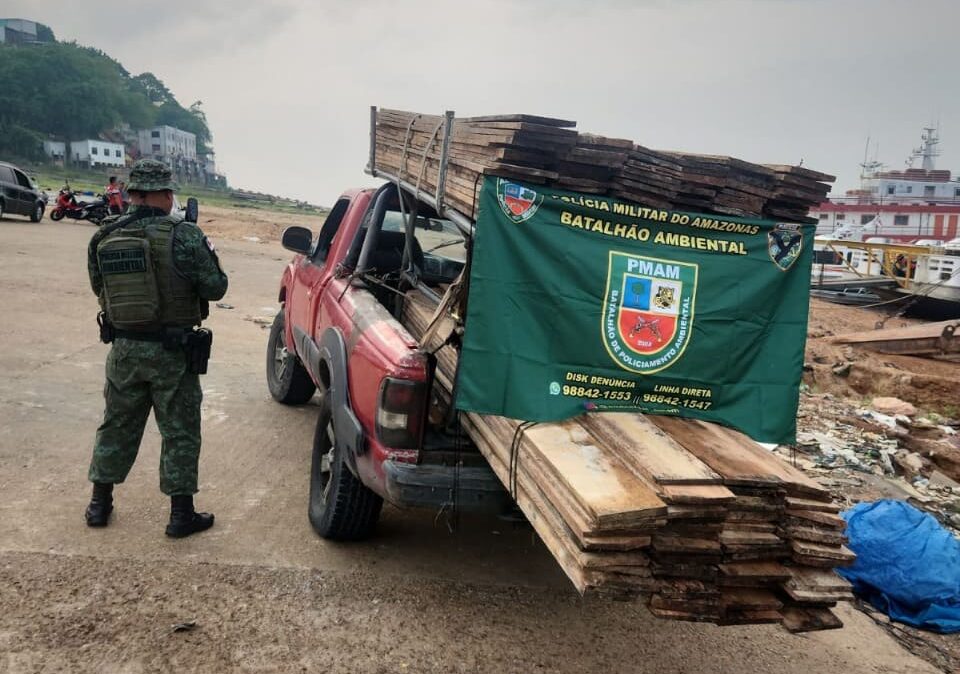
365, 107, 474, 234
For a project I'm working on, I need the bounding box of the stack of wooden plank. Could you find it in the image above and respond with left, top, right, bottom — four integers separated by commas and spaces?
764, 165, 840, 223
665, 153, 777, 219
401, 291, 854, 631
370, 107, 835, 223
555, 133, 631, 195
374, 109, 574, 216
610, 145, 683, 209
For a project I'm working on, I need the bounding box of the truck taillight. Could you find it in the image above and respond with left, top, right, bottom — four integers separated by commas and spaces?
376, 378, 427, 449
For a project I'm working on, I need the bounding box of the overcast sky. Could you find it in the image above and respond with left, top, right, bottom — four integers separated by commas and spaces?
9, 0, 959, 205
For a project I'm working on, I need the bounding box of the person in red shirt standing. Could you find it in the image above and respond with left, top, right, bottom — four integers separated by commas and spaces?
105, 176, 124, 215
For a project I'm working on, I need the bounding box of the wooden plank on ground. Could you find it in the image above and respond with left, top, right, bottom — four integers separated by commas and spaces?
721, 589, 783, 611
780, 606, 844, 632
786, 567, 853, 593
785, 496, 841, 513
785, 509, 847, 530
718, 561, 792, 583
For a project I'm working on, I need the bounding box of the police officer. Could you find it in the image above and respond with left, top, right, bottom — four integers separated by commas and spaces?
84, 159, 228, 537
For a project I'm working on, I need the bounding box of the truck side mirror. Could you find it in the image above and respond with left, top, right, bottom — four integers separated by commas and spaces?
282, 226, 313, 255
185, 197, 198, 223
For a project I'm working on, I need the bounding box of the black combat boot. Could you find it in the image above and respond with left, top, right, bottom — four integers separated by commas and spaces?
165, 495, 215, 538
85, 482, 114, 527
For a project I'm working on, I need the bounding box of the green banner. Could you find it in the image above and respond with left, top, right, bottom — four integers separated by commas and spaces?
455, 177, 814, 444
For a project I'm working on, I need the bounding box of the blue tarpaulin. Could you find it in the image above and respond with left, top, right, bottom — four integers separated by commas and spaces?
839, 499, 960, 633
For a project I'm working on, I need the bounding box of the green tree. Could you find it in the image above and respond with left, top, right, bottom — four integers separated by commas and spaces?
0, 40, 213, 163
35, 22, 56, 43
132, 72, 175, 104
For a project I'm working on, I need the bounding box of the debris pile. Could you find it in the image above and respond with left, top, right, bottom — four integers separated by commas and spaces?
779, 393, 960, 536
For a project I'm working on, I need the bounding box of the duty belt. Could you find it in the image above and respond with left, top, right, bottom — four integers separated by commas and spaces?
113, 329, 166, 342
113, 327, 188, 344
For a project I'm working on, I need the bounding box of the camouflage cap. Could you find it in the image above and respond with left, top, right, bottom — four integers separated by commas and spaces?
126, 159, 178, 192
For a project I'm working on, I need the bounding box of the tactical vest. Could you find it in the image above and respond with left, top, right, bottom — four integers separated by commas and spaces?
96, 217, 202, 330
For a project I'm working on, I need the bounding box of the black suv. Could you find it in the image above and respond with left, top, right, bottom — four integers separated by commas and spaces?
0, 161, 46, 222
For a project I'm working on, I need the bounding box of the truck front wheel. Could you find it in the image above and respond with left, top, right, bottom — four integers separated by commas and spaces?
266, 310, 316, 404
308, 395, 383, 540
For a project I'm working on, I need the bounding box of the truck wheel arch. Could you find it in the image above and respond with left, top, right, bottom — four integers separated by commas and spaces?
316, 327, 365, 472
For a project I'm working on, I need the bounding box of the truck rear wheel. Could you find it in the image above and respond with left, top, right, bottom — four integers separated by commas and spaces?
308, 395, 383, 541
266, 310, 316, 404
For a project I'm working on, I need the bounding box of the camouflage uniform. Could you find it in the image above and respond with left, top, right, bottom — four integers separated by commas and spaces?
87, 163, 228, 496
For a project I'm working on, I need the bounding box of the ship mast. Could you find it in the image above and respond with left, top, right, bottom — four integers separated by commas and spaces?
859, 136, 883, 223
907, 125, 941, 170
859, 136, 882, 186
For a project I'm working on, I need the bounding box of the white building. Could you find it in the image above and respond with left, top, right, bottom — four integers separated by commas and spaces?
42, 140, 65, 161
811, 126, 960, 243
138, 125, 197, 162
0, 18, 39, 44
70, 139, 126, 168
812, 203, 960, 243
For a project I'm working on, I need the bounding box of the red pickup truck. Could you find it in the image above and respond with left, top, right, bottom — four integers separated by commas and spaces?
266, 182, 509, 540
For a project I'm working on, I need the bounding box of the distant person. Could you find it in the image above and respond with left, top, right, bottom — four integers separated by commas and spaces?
84, 159, 228, 537
893, 254, 907, 278
105, 176, 123, 215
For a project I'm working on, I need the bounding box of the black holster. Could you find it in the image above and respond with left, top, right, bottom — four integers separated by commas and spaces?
183, 328, 213, 375
97, 312, 115, 344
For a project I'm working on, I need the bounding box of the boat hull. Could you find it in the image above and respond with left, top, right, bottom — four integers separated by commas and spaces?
887, 288, 960, 320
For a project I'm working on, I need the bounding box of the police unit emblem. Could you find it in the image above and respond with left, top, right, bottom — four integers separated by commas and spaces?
496, 179, 543, 223
767, 223, 803, 271
602, 251, 698, 374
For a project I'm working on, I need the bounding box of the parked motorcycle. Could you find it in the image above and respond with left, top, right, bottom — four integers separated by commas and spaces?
49, 185, 109, 224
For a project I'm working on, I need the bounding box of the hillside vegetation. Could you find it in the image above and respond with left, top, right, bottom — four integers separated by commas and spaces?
0, 37, 210, 161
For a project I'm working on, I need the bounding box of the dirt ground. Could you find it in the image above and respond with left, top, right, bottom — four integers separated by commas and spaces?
0, 210, 946, 674
804, 299, 960, 413
194, 204, 326, 244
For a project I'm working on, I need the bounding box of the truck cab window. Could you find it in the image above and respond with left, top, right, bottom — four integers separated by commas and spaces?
311, 198, 350, 264
346, 184, 467, 290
